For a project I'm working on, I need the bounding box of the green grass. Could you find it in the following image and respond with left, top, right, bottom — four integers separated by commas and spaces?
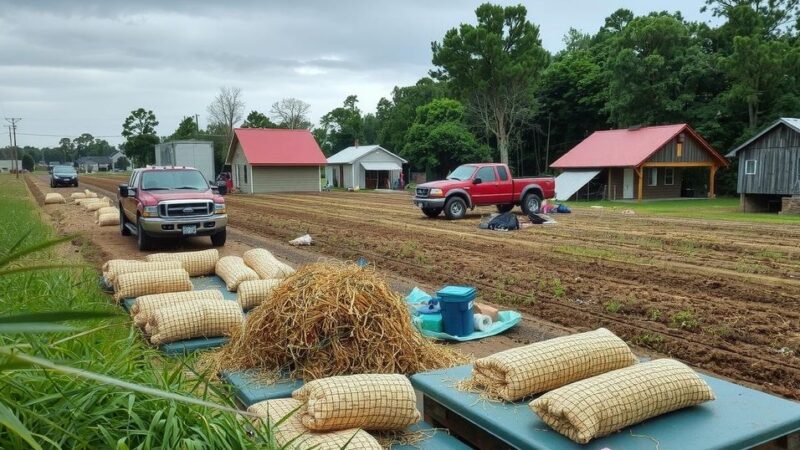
0, 175, 273, 449
566, 197, 800, 224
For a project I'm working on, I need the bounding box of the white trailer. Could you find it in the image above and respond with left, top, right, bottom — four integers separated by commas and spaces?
155, 140, 215, 183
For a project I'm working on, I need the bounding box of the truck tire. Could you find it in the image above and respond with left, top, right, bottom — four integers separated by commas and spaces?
422, 207, 443, 218
137, 217, 152, 251
496, 204, 514, 213
120, 207, 131, 236
444, 197, 467, 220
211, 229, 227, 247
522, 192, 542, 215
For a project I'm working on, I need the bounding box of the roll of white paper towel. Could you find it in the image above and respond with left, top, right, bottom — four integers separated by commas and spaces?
474, 313, 493, 332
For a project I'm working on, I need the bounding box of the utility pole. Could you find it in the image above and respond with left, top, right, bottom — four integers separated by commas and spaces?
195, 114, 200, 137
5, 118, 21, 179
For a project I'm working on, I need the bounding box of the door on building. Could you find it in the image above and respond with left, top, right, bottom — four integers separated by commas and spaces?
623, 168, 634, 199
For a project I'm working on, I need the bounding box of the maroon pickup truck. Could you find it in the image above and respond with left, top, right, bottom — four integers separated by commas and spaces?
412, 163, 555, 219
118, 166, 228, 250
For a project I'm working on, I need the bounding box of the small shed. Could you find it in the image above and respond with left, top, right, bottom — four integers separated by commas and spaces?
325, 145, 407, 190
225, 128, 326, 193
726, 118, 800, 213
76, 156, 112, 173
0, 160, 22, 172
551, 124, 728, 201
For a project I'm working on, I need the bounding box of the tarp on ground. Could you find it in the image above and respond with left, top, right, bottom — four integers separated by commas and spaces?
554, 169, 601, 201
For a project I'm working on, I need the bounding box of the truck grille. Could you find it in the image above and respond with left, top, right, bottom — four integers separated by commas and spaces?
158, 201, 213, 218
416, 187, 429, 198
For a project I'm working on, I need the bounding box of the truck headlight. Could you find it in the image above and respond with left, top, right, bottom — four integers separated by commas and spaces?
430, 188, 444, 197
142, 206, 159, 217
214, 203, 226, 214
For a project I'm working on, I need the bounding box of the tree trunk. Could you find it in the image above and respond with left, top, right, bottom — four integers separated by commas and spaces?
497, 120, 509, 165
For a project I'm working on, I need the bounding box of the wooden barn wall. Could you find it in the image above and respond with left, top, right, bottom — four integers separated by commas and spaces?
649, 135, 713, 163
737, 124, 800, 195
606, 167, 684, 199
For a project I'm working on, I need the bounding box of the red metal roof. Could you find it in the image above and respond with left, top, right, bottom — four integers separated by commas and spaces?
550, 124, 727, 169
227, 128, 326, 166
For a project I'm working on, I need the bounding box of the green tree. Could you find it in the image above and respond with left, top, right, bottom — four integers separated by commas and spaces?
311, 127, 332, 155
376, 78, 447, 154
170, 116, 199, 140
121, 108, 159, 167
72, 133, 94, 159
240, 111, 277, 129
431, 3, 548, 164
57, 138, 74, 163
21, 153, 34, 172
114, 156, 130, 171
320, 95, 364, 152
402, 98, 490, 177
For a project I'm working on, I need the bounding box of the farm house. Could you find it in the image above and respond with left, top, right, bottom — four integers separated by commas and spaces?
726, 118, 800, 213
550, 124, 728, 201
225, 128, 326, 193
325, 144, 407, 190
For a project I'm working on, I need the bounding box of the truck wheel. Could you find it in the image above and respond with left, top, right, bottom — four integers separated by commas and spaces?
120, 207, 131, 236
444, 197, 467, 220
496, 204, 514, 213
137, 218, 151, 251
522, 192, 542, 215
422, 207, 443, 218
211, 229, 227, 247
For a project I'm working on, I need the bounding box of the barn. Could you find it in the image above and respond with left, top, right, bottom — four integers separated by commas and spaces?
551, 124, 728, 201
225, 128, 326, 193
726, 118, 800, 213
325, 144, 407, 190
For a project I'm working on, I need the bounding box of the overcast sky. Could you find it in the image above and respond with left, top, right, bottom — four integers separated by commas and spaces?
0, 0, 719, 148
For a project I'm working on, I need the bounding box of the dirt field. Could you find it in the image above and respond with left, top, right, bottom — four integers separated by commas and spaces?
66, 175, 800, 399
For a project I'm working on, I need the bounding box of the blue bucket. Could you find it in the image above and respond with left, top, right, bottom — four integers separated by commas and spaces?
437, 286, 476, 337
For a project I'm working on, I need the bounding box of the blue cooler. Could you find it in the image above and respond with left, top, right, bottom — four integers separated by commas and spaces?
437, 286, 476, 336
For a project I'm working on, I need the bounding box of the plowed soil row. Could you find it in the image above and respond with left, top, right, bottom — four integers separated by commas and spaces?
82, 176, 800, 398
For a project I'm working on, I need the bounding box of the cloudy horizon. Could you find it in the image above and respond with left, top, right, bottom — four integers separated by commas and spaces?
0, 0, 719, 149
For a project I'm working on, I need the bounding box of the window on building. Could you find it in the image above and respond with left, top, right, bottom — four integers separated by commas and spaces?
745, 160, 757, 175
497, 166, 509, 181
475, 166, 497, 182
242, 164, 248, 183
676, 133, 684, 158
646, 168, 658, 186
664, 167, 675, 185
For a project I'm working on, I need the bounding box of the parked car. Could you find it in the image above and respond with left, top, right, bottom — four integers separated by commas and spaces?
412, 163, 556, 219
50, 165, 79, 187
118, 166, 228, 250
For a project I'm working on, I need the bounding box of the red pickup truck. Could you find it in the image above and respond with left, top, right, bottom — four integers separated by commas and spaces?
412, 163, 555, 220
118, 166, 228, 250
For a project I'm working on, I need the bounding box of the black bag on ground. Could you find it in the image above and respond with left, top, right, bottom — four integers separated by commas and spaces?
487, 212, 519, 230
528, 213, 548, 224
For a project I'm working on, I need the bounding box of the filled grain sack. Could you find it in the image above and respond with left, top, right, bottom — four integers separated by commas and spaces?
76, 198, 100, 207
236, 279, 281, 310
146, 249, 219, 277
84, 189, 97, 198
472, 328, 637, 401
86, 197, 111, 211
44, 193, 66, 204
243, 248, 295, 279
102, 259, 177, 285
147, 299, 243, 345
95, 206, 118, 219
531, 359, 715, 444
70, 192, 87, 200
248, 398, 381, 450
215, 255, 258, 291
131, 289, 225, 327
97, 212, 120, 226
113, 268, 192, 302
292, 374, 420, 431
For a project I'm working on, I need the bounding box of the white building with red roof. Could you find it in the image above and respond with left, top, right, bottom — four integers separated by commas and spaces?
225, 128, 326, 193
550, 124, 728, 201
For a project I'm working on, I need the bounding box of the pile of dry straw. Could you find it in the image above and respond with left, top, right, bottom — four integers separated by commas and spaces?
204, 262, 467, 380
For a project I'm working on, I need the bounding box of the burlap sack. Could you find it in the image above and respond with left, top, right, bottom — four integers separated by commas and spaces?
147, 299, 243, 345
102, 260, 177, 285
86, 198, 111, 211
113, 268, 192, 302
472, 328, 637, 401
44, 193, 66, 204
131, 289, 225, 327
531, 359, 715, 444
70, 192, 86, 200
96, 206, 118, 219
77, 198, 100, 207
236, 279, 281, 309
248, 398, 381, 450
84, 189, 97, 198
146, 249, 219, 277
98, 212, 119, 226
242, 248, 295, 279
215, 256, 258, 291
292, 374, 420, 432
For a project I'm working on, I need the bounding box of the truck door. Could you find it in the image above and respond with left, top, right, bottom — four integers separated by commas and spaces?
471, 166, 503, 204
123, 171, 140, 219
495, 165, 514, 204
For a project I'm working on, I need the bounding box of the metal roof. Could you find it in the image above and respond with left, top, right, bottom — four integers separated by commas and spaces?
726, 118, 800, 157
226, 128, 326, 166
327, 145, 407, 164
551, 124, 727, 169
361, 161, 402, 171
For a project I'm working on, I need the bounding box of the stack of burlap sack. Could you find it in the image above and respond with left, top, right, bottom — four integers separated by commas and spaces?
466, 328, 715, 444
95, 206, 120, 226
248, 374, 420, 450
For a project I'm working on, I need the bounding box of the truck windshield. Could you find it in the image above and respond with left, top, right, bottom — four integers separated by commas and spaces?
446, 165, 476, 181
141, 170, 208, 191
